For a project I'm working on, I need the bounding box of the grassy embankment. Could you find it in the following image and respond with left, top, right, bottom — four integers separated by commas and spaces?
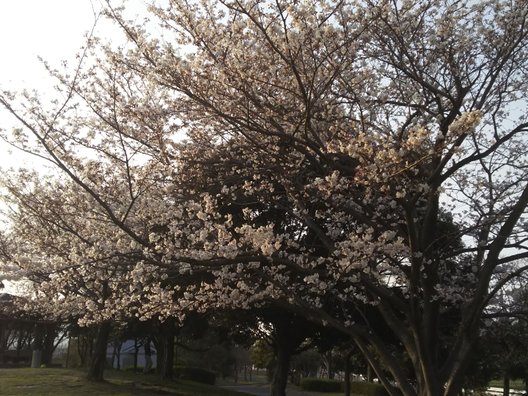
0, 367, 254, 396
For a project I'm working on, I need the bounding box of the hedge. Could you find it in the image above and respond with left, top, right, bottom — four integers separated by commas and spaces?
174, 366, 216, 385
300, 378, 343, 392
350, 381, 390, 396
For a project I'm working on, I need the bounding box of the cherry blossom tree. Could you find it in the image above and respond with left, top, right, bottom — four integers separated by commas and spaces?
1, 0, 528, 395
0, 173, 170, 380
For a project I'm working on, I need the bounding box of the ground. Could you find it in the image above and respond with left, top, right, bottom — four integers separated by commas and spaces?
0, 368, 252, 395
1, 367, 519, 395
0, 368, 343, 396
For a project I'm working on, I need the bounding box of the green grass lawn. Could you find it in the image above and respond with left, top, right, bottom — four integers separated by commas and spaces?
488, 378, 526, 391
0, 367, 255, 396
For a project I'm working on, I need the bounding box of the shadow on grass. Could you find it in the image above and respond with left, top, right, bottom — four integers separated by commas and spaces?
0, 367, 254, 396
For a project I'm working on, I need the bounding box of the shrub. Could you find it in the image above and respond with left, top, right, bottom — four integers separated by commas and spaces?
300, 378, 343, 392
350, 381, 390, 396
174, 366, 216, 385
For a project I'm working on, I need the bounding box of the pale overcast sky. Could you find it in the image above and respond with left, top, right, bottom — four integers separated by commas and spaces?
0, 0, 99, 88
0, 0, 101, 168
0, 1, 114, 290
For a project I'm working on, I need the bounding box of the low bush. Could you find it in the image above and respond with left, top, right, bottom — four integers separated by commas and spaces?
300, 377, 343, 392
174, 366, 216, 385
350, 381, 390, 396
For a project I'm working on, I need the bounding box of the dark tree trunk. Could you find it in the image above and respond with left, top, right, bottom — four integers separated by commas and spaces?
271, 344, 291, 396
31, 323, 44, 368
111, 340, 122, 369
111, 343, 117, 369
367, 363, 373, 382
133, 337, 139, 371
144, 338, 153, 373
87, 321, 111, 382
344, 352, 352, 396
503, 372, 510, 396
154, 335, 163, 375
324, 351, 335, 379
42, 323, 57, 366
266, 312, 309, 396
116, 342, 122, 370
159, 318, 174, 380
0, 322, 6, 365
78, 336, 88, 367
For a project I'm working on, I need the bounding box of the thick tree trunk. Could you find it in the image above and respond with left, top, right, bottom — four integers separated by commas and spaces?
31, 323, 44, 368
42, 323, 57, 366
267, 312, 309, 396
87, 321, 111, 382
159, 318, 174, 380
271, 344, 291, 396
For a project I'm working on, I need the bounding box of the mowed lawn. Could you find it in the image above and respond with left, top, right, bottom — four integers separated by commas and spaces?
0, 368, 255, 396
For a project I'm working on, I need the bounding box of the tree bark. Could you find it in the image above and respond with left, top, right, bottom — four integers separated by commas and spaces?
271, 343, 291, 396
31, 323, 44, 368
503, 371, 510, 396
344, 352, 352, 396
42, 323, 57, 366
87, 321, 111, 382
159, 318, 174, 380
266, 312, 309, 396
0, 322, 6, 366
367, 363, 373, 382
326, 351, 334, 379
144, 338, 153, 373
133, 337, 139, 372
154, 335, 164, 375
